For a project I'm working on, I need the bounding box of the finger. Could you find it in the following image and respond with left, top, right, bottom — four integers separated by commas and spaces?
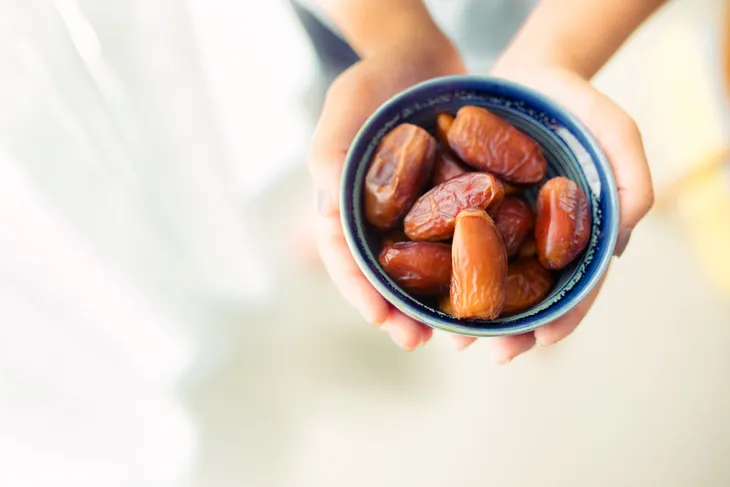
419, 324, 435, 348
531, 70, 654, 255
489, 333, 536, 364
583, 94, 654, 248
315, 215, 425, 349
316, 214, 389, 323
614, 229, 632, 258
534, 268, 610, 347
449, 334, 478, 351
379, 308, 430, 351
308, 65, 378, 216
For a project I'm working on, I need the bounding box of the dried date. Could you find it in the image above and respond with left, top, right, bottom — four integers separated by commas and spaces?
381, 229, 409, 246
404, 172, 504, 241
430, 148, 471, 187
364, 123, 436, 230
438, 294, 456, 316
503, 182, 522, 196
435, 113, 454, 146
447, 106, 547, 184
495, 196, 535, 257
502, 258, 556, 316
535, 177, 591, 270
450, 208, 507, 320
379, 241, 452, 296
516, 234, 537, 259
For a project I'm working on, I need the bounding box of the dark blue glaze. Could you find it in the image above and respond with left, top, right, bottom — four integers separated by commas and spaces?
340, 76, 619, 337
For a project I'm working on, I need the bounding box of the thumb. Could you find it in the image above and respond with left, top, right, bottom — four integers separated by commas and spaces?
308, 63, 382, 217
585, 95, 654, 256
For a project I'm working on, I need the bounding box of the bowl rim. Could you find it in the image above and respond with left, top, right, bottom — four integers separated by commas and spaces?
339, 74, 620, 337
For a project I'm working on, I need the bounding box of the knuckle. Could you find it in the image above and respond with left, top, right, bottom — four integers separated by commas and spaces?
324, 66, 370, 106
620, 114, 642, 142
322, 77, 345, 107
624, 114, 640, 133
309, 68, 371, 182
642, 185, 656, 215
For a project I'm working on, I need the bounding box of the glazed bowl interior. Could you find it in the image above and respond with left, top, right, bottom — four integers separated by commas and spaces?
340, 75, 619, 337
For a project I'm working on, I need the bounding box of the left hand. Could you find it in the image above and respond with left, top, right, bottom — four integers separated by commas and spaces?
453, 65, 655, 363
308, 39, 467, 351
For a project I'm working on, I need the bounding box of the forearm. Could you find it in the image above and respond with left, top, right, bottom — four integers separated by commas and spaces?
494, 0, 669, 79
314, 0, 455, 59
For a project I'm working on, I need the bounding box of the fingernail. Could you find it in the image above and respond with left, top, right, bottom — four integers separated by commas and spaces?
491, 352, 512, 365
614, 230, 632, 258
536, 336, 553, 348
389, 329, 406, 349
380, 324, 406, 350
489, 344, 512, 364
451, 336, 476, 351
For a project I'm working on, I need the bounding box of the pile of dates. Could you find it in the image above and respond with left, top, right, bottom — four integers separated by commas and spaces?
365, 105, 591, 321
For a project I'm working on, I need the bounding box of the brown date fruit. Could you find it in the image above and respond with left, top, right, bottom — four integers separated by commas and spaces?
503, 182, 522, 196
381, 229, 409, 246
495, 196, 535, 257
447, 106, 547, 184
437, 294, 456, 316
502, 258, 556, 316
364, 123, 436, 230
535, 176, 591, 270
378, 241, 452, 297
516, 234, 537, 259
435, 113, 454, 146
430, 148, 471, 187
450, 208, 507, 320
404, 172, 504, 241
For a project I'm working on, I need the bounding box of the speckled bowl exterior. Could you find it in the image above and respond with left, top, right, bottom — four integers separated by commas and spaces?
340, 76, 619, 337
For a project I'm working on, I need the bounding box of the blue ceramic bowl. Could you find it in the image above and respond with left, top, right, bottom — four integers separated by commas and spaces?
340, 75, 619, 337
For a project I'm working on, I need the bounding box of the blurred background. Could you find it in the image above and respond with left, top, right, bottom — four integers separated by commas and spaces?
1, 0, 729, 486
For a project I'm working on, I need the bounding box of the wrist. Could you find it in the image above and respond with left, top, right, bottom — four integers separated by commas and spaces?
368, 24, 463, 68
488, 61, 590, 112
323, 0, 457, 63
407, 32, 465, 75
491, 0, 667, 82
491, 46, 582, 84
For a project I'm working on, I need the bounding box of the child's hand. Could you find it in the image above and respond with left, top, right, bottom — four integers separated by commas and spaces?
306, 0, 659, 361
308, 43, 465, 351
480, 65, 655, 363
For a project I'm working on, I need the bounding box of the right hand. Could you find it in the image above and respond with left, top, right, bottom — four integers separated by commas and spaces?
308, 41, 465, 351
